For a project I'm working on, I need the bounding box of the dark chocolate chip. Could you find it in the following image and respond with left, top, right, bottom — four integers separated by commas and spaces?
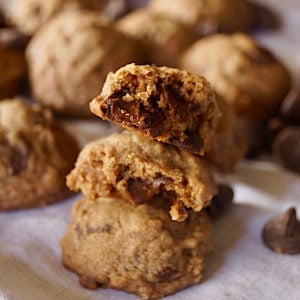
79, 275, 102, 290
0, 13, 5, 28
156, 267, 175, 282
11, 146, 29, 174
245, 124, 264, 159
139, 112, 164, 137
87, 224, 112, 234
106, 98, 141, 127
127, 177, 160, 205
262, 207, 300, 254
0, 28, 30, 50
243, 46, 275, 64
272, 127, 300, 174
263, 117, 287, 151
170, 130, 204, 153
280, 90, 300, 125
206, 184, 234, 220
251, 2, 281, 31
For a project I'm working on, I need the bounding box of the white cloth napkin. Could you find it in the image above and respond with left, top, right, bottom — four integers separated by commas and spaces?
1, 0, 300, 299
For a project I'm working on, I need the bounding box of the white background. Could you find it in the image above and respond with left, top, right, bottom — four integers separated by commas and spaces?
1, 0, 300, 299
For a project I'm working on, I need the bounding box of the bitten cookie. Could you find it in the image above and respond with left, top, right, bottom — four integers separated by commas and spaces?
148, 0, 255, 35
0, 29, 27, 99
66, 131, 216, 221
180, 33, 291, 121
115, 8, 198, 67
0, 99, 79, 210
26, 10, 142, 117
0, 0, 127, 36
90, 64, 220, 155
61, 196, 213, 299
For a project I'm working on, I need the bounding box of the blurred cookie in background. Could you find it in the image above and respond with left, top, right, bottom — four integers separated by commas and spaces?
180, 33, 291, 122
116, 7, 198, 67
26, 10, 143, 118
0, 98, 79, 210
148, 0, 255, 36
0, 0, 127, 36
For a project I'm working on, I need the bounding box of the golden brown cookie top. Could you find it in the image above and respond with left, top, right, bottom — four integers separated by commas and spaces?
148, 0, 255, 34
61, 196, 213, 299
67, 130, 216, 221
26, 10, 142, 117
116, 7, 198, 67
0, 98, 79, 210
180, 33, 291, 121
90, 63, 220, 155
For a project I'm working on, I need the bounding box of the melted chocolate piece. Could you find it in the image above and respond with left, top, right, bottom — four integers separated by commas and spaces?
127, 177, 160, 205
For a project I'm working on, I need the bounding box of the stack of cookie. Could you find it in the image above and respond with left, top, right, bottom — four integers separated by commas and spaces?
61, 63, 242, 299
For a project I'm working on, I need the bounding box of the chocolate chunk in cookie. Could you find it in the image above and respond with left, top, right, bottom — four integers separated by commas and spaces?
61, 196, 213, 299
67, 131, 216, 221
90, 64, 220, 155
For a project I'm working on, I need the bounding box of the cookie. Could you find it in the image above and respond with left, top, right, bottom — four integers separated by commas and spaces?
26, 10, 142, 117
66, 131, 216, 221
148, 0, 255, 35
207, 96, 247, 173
180, 33, 291, 121
90, 64, 220, 155
0, 29, 27, 99
0, 98, 79, 210
0, 0, 127, 36
61, 196, 213, 299
116, 8, 198, 67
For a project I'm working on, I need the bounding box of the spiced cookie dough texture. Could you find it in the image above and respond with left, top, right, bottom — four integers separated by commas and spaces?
61, 196, 213, 299
0, 99, 79, 210
180, 33, 291, 122
0, 0, 127, 36
148, 0, 255, 35
26, 10, 142, 117
115, 8, 198, 67
90, 64, 220, 155
66, 131, 216, 221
